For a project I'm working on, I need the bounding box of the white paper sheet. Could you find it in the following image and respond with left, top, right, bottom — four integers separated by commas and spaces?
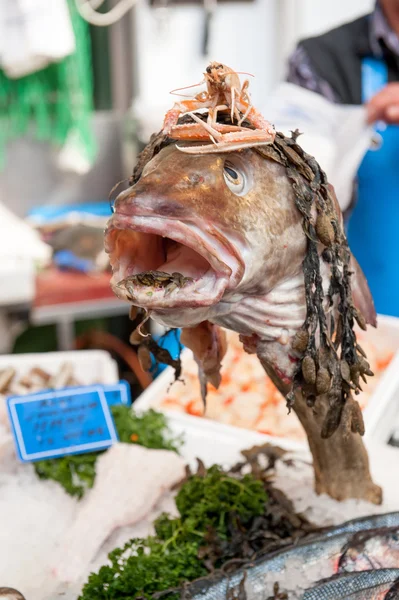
262, 83, 374, 211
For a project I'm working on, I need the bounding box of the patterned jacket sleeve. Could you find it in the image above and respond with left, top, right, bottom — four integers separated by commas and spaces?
286, 45, 338, 104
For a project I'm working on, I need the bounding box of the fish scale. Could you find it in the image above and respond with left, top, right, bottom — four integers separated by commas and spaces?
303, 569, 399, 599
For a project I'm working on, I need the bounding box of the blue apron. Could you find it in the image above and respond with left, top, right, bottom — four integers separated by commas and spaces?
346, 57, 399, 317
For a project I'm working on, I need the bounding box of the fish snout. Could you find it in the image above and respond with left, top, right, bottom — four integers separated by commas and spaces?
114, 183, 195, 221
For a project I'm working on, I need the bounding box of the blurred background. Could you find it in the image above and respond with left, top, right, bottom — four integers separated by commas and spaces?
0, 0, 384, 404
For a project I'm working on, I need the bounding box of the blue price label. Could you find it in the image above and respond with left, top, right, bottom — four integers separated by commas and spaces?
103, 381, 132, 407
7, 386, 119, 462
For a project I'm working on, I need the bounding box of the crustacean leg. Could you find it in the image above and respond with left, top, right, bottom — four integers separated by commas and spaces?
176, 130, 275, 154
229, 86, 244, 123
207, 104, 228, 125
162, 97, 213, 134
206, 102, 229, 144
169, 121, 244, 141
230, 86, 236, 122
236, 97, 275, 136
175, 112, 275, 153
238, 102, 253, 126
164, 272, 194, 296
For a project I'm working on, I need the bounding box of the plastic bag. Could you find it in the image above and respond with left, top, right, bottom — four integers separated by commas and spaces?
262, 83, 374, 212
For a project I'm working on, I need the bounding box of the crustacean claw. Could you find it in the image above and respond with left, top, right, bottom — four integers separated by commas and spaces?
169, 122, 245, 141
171, 112, 274, 154
176, 135, 274, 154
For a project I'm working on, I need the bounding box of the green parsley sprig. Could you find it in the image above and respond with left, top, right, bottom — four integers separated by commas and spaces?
79, 465, 268, 600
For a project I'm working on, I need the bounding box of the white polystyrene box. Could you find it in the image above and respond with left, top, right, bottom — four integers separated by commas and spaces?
156, 411, 308, 469
362, 315, 399, 441
135, 315, 399, 445
0, 350, 119, 386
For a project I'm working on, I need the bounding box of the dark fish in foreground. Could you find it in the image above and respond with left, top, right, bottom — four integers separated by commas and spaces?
303, 569, 399, 599
178, 517, 399, 600
338, 527, 399, 573
322, 512, 399, 538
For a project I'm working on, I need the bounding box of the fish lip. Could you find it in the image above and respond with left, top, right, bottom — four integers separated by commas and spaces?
105, 213, 245, 309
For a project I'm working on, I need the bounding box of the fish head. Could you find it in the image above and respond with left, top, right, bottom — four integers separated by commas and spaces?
105, 144, 306, 328
338, 528, 399, 573
0, 588, 26, 600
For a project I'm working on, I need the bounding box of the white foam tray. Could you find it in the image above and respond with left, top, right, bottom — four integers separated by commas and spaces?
135, 315, 399, 446
0, 350, 119, 386
150, 410, 307, 469
362, 315, 399, 442
363, 349, 399, 443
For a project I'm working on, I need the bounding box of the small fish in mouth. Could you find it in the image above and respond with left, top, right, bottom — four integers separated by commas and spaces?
117, 270, 194, 298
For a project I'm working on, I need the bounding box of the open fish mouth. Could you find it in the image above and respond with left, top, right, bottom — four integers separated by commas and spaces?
105, 214, 244, 309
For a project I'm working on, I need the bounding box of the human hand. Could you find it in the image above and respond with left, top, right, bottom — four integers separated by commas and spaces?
367, 82, 399, 124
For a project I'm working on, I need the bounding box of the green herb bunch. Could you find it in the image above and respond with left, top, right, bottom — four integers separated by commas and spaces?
111, 406, 182, 451
79, 465, 268, 600
34, 407, 182, 498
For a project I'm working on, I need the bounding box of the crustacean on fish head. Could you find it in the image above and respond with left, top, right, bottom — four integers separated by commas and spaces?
162, 61, 276, 154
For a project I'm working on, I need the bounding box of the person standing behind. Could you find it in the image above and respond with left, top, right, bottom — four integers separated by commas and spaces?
287, 0, 399, 317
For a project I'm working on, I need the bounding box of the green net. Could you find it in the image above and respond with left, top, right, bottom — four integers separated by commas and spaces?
0, 0, 96, 169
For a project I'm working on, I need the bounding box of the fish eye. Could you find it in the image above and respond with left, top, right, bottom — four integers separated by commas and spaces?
223, 161, 245, 195
225, 165, 238, 180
